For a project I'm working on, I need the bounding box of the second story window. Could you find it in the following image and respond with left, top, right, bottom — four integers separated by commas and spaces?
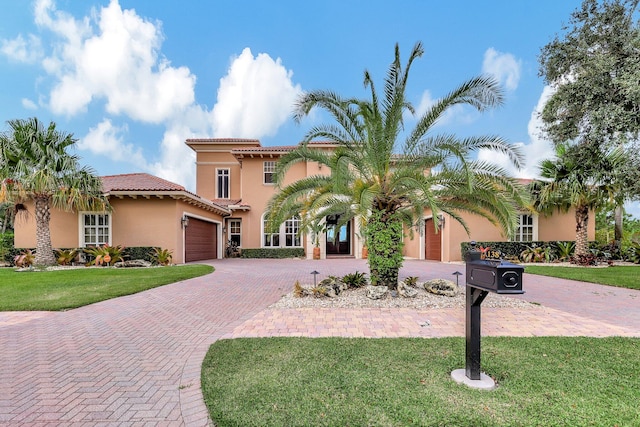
263, 161, 275, 184
217, 168, 230, 199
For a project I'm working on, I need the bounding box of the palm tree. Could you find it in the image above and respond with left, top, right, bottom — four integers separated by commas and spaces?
531, 141, 623, 258
267, 42, 526, 288
0, 117, 109, 266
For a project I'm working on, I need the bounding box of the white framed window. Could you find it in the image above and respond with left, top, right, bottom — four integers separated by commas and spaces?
284, 216, 301, 247
263, 216, 280, 247
80, 213, 111, 247
217, 168, 230, 198
228, 219, 241, 247
263, 161, 275, 184
262, 213, 302, 247
513, 214, 537, 242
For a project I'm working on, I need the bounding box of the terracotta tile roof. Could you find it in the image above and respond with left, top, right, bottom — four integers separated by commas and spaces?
101, 173, 231, 215
101, 173, 186, 192
210, 198, 241, 207
185, 138, 260, 144
211, 199, 251, 210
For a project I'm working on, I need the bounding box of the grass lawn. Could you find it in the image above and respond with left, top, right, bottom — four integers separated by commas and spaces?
525, 265, 640, 290
202, 336, 639, 427
0, 264, 214, 311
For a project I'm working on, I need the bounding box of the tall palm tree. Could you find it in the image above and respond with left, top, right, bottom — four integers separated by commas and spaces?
0, 117, 109, 266
267, 42, 526, 288
531, 141, 623, 258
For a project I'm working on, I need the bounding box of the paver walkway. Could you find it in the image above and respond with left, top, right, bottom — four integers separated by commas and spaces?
1, 259, 638, 425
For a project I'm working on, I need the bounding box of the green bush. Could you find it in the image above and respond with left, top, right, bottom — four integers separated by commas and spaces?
0, 232, 14, 263
241, 248, 305, 259
520, 245, 555, 263
460, 241, 579, 261
55, 248, 78, 265
342, 271, 368, 288
624, 242, 640, 264
151, 247, 173, 265
122, 246, 156, 263
84, 244, 125, 266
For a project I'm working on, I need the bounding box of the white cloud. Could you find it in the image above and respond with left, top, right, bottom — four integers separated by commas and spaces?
35, 0, 196, 122
149, 122, 197, 189
212, 48, 302, 138
79, 119, 148, 167
0, 34, 43, 63
21, 98, 38, 110
482, 48, 521, 91
15, 0, 300, 189
414, 90, 477, 127
478, 85, 556, 178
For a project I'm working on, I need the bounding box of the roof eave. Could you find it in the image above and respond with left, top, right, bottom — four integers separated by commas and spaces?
106, 190, 231, 216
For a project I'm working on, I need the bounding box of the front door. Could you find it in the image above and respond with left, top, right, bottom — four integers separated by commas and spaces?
425, 218, 442, 261
325, 215, 351, 255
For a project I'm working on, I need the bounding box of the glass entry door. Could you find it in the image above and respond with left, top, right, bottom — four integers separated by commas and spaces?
325, 214, 351, 255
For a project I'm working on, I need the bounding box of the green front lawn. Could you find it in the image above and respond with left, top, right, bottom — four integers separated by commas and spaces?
202, 337, 639, 427
0, 265, 214, 311
525, 265, 640, 290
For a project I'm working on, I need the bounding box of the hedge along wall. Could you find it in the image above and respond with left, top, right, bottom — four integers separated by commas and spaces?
241, 248, 306, 259
460, 241, 577, 261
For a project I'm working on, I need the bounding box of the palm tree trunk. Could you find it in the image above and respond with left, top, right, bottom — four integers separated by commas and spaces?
34, 196, 56, 266
574, 205, 590, 257
614, 204, 623, 246
366, 208, 404, 290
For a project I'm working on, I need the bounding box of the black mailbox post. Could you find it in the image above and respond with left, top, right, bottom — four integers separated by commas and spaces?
459, 242, 524, 385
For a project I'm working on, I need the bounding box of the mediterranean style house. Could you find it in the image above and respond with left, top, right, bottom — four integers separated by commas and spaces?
14, 138, 594, 263
186, 138, 593, 262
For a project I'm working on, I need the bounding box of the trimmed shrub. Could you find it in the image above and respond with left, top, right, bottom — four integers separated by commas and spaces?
461, 241, 580, 261
342, 271, 368, 288
6, 247, 39, 266
122, 246, 156, 263
241, 248, 305, 259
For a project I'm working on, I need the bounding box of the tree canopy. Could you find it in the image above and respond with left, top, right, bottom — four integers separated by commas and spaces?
539, 0, 640, 145
0, 117, 109, 266
538, 0, 640, 243
531, 142, 623, 256
268, 42, 526, 287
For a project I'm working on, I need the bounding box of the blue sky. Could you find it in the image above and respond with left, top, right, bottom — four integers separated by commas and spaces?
2, 1, 636, 216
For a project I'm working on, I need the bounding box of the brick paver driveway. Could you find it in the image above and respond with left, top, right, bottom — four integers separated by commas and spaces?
1, 259, 639, 425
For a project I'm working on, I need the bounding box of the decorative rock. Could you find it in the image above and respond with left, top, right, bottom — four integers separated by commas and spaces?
324, 285, 337, 298
365, 285, 389, 300
398, 281, 418, 298
319, 277, 347, 296
114, 259, 153, 268
424, 279, 458, 297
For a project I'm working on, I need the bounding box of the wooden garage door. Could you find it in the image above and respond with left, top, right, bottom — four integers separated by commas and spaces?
425, 218, 441, 261
185, 218, 217, 262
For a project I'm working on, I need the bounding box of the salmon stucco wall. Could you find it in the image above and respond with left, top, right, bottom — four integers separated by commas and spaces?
14, 197, 225, 264
537, 209, 595, 242
233, 157, 310, 250
109, 198, 177, 251
444, 208, 596, 262
14, 201, 78, 249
